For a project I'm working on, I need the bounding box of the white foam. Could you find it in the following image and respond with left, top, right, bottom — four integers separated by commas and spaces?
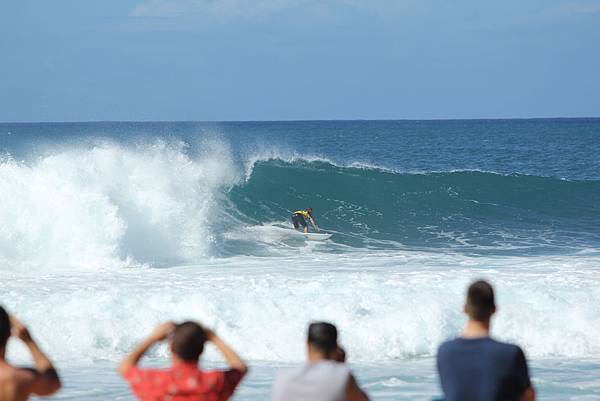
3, 252, 600, 365
242, 150, 337, 181
0, 139, 239, 271
241, 149, 525, 180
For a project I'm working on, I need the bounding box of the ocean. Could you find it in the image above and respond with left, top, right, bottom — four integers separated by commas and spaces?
1, 119, 599, 400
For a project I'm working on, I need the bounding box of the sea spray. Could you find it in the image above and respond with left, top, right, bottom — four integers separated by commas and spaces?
4, 252, 600, 364
0, 139, 239, 270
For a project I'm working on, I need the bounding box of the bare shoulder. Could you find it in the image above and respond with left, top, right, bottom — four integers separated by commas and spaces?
0, 366, 42, 401
0, 365, 30, 381
346, 373, 370, 401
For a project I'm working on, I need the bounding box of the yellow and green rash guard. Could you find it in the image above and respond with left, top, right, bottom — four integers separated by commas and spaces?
294, 210, 311, 218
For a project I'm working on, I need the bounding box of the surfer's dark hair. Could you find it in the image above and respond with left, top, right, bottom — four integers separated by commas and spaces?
466, 280, 496, 321
171, 321, 207, 361
308, 322, 338, 357
0, 306, 10, 347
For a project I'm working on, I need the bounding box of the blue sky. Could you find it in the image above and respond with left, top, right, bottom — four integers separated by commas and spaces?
1, 0, 599, 121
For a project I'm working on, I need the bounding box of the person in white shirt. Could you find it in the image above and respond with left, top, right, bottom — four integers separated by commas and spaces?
272, 322, 369, 401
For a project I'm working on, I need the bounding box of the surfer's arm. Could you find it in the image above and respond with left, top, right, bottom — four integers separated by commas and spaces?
309, 217, 319, 231
118, 322, 175, 376
204, 327, 248, 373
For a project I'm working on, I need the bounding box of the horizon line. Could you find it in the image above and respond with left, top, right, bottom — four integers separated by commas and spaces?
1, 116, 600, 124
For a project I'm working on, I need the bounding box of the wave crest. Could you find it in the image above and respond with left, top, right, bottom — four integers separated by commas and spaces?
2, 144, 599, 271
0, 140, 239, 270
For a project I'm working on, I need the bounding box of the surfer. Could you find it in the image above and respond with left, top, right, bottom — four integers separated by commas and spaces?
291, 208, 319, 234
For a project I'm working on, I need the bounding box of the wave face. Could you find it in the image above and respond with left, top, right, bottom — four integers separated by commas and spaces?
1, 140, 600, 271
231, 159, 600, 253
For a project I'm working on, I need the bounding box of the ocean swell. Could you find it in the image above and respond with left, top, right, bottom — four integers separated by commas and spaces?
231, 158, 600, 253
1, 142, 599, 272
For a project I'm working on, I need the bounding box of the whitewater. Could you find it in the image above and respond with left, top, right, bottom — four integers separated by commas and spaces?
1, 119, 600, 400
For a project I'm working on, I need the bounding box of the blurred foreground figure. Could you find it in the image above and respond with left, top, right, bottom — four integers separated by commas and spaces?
437, 280, 536, 401
119, 321, 247, 401
272, 321, 369, 401
0, 306, 61, 401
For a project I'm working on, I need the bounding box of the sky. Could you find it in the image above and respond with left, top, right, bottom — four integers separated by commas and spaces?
0, 0, 599, 121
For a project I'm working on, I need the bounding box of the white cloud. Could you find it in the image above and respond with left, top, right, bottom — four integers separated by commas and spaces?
129, 0, 410, 20
131, 0, 306, 19
544, 0, 600, 17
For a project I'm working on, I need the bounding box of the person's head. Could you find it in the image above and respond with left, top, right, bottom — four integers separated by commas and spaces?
307, 321, 338, 359
306, 207, 313, 216
170, 321, 207, 362
0, 306, 10, 349
464, 280, 496, 322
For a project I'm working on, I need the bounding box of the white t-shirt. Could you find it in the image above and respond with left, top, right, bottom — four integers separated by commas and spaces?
272, 361, 351, 401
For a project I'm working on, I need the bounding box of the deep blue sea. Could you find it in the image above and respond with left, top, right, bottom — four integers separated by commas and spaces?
1, 119, 599, 400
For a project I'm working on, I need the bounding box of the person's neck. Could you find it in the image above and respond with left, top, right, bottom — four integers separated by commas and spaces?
308, 349, 327, 363
171, 355, 198, 366
0, 346, 6, 362
462, 319, 491, 339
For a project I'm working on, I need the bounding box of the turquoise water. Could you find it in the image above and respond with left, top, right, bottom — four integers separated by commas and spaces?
1, 119, 599, 400
49, 359, 600, 401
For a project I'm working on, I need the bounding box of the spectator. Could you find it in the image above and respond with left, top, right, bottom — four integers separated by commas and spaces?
0, 306, 61, 400
119, 321, 247, 401
272, 321, 369, 401
437, 280, 535, 401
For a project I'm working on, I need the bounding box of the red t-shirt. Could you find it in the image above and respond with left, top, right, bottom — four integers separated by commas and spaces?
124, 363, 245, 401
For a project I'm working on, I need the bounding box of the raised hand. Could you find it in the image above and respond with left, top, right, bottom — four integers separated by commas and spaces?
119, 321, 176, 376
10, 315, 33, 343
150, 321, 176, 342
200, 325, 246, 372
202, 326, 217, 342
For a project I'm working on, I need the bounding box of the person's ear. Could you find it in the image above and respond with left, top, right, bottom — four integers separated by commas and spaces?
463, 303, 469, 315
333, 346, 346, 363
491, 306, 497, 316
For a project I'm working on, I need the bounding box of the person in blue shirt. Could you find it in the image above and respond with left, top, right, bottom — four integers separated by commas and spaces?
437, 280, 536, 401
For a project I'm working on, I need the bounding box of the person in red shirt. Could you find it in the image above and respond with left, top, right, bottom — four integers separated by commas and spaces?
118, 321, 247, 401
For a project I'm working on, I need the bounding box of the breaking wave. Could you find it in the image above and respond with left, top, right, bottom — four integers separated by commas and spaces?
1, 139, 600, 271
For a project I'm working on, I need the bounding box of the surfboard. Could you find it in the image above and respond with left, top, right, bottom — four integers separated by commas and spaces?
289, 230, 332, 241
271, 224, 332, 241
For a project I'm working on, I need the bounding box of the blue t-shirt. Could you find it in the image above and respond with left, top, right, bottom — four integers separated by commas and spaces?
437, 337, 531, 401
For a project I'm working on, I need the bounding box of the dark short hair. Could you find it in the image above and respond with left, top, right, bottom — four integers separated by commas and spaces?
308, 322, 338, 356
466, 280, 496, 321
171, 322, 207, 362
0, 306, 10, 347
